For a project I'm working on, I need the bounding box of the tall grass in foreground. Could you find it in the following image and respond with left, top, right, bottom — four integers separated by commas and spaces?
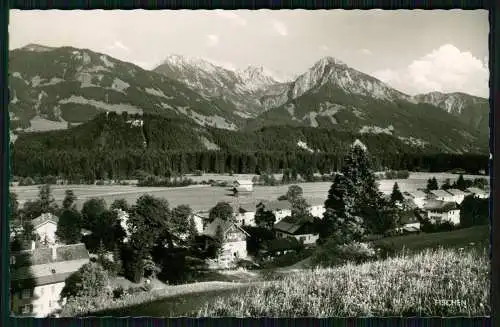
198, 248, 490, 317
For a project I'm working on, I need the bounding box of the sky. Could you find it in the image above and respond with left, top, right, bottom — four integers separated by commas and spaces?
9, 9, 489, 97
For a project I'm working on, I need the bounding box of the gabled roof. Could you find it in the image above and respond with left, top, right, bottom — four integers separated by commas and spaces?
203, 218, 250, 238
10, 243, 90, 285
234, 180, 253, 185
466, 187, 487, 195
32, 213, 58, 229
274, 216, 315, 235
405, 190, 427, 199
239, 203, 256, 213
429, 190, 453, 198
424, 200, 458, 212
446, 188, 466, 196
399, 210, 421, 224
258, 200, 291, 211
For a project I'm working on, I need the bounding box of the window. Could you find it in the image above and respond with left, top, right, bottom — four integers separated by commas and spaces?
21, 304, 33, 314
21, 289, 32, 299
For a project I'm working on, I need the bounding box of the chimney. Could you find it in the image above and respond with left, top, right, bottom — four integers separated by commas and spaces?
51, 245, 58, 260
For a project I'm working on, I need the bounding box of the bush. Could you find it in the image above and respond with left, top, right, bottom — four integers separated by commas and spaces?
18, 177, 35, 186
312, 241, 376, 267
112, 286, 125, 299
61, 263, 109, 299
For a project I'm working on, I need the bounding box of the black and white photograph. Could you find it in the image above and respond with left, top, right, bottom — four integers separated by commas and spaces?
7, 9, 490, 318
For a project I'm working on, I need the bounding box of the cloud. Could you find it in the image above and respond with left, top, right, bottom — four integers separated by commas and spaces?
206, 34, 220, 47
360, 48, 372, 56
320, 45, 329, 51
105, 40, 130, 52
272, 20, 288, 36
213, 10, 247, 26
372, 44, 488, 98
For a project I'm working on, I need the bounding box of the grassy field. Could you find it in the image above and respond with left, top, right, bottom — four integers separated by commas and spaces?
10, 172, 486, 212
87, 247, 489, 317
374, 225, 490, 254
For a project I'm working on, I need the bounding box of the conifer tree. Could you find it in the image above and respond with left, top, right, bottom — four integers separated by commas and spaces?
390, 182, 404, 204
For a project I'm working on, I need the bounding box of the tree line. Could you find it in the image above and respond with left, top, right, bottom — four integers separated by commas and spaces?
11, 112, 488, 181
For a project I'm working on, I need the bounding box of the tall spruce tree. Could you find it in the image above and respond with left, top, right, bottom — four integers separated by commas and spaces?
340, 140, 384, 234
390, 182, 404, 204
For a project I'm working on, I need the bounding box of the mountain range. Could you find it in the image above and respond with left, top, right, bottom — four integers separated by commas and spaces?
8, 44, 489, 154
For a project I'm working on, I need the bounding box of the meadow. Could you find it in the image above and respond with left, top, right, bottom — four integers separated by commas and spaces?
10, 172, 485, 212
90, 247, 489, 317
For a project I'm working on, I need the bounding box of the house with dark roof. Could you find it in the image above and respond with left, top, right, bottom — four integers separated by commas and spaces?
273, 216, 318, 246
202, 218, 250, 268
257, 200, 292, 223
32, 213, 59, 246
424, 200, 460, 225
396, 210, 422, 233
10, 243, 90, 317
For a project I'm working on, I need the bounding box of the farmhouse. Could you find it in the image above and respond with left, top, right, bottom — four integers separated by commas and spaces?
465, 187, 489, 199
305, 197, 326, 218
428, 190, 455, 202
396, 210, 422, 233
10, 243, 90, 317
203, 218, 250, 268
233, 180, 253, 193
403, 190, 427, 208
257, 200, 292, 223
234, 203, 256, 226
32, 213, 59, 246
446, 188, 467, 204
424, 200, 460, 225
274, 216, 319, 247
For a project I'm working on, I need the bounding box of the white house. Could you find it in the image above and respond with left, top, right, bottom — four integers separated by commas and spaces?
424, 200, 460, 225
446, 189, 467, 204
203, 218, 249, 268
10, 243, 90, 317
428, 190, 455, 202
403, 190, 427, 209
465, 187, 489, 199
257, 200, 292, 223
32, 213, 59, 246
234, 203, 256, 226
233, 180, 253, 193
305, 197, 326, 218
274, 216, 319, 246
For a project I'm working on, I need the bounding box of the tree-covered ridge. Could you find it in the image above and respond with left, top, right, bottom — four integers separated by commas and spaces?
11, 112, 488, 180
252, 85, 487, 154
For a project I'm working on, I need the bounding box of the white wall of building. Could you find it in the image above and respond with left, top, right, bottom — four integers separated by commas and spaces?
294, 233, 319, 245
428, 209, 460, 225
413, 197, 426, 209
274, 209, 292, 223
34, 222, 57, 245
235, 212, 256, 226
308, 205, 325, 218
13, 282, 65, 317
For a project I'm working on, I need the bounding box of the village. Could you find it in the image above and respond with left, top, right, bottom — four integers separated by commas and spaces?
8, 170, 489, 318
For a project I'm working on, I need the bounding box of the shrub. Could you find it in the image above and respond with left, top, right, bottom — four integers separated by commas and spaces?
61, 263, 109, 299
312, 241, 376, 267
112, 286, 125, 299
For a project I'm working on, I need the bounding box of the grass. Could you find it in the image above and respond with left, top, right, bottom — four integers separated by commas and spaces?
80, 246, 489, 317
198, 248, 489, 317
374, 225, 489, 254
